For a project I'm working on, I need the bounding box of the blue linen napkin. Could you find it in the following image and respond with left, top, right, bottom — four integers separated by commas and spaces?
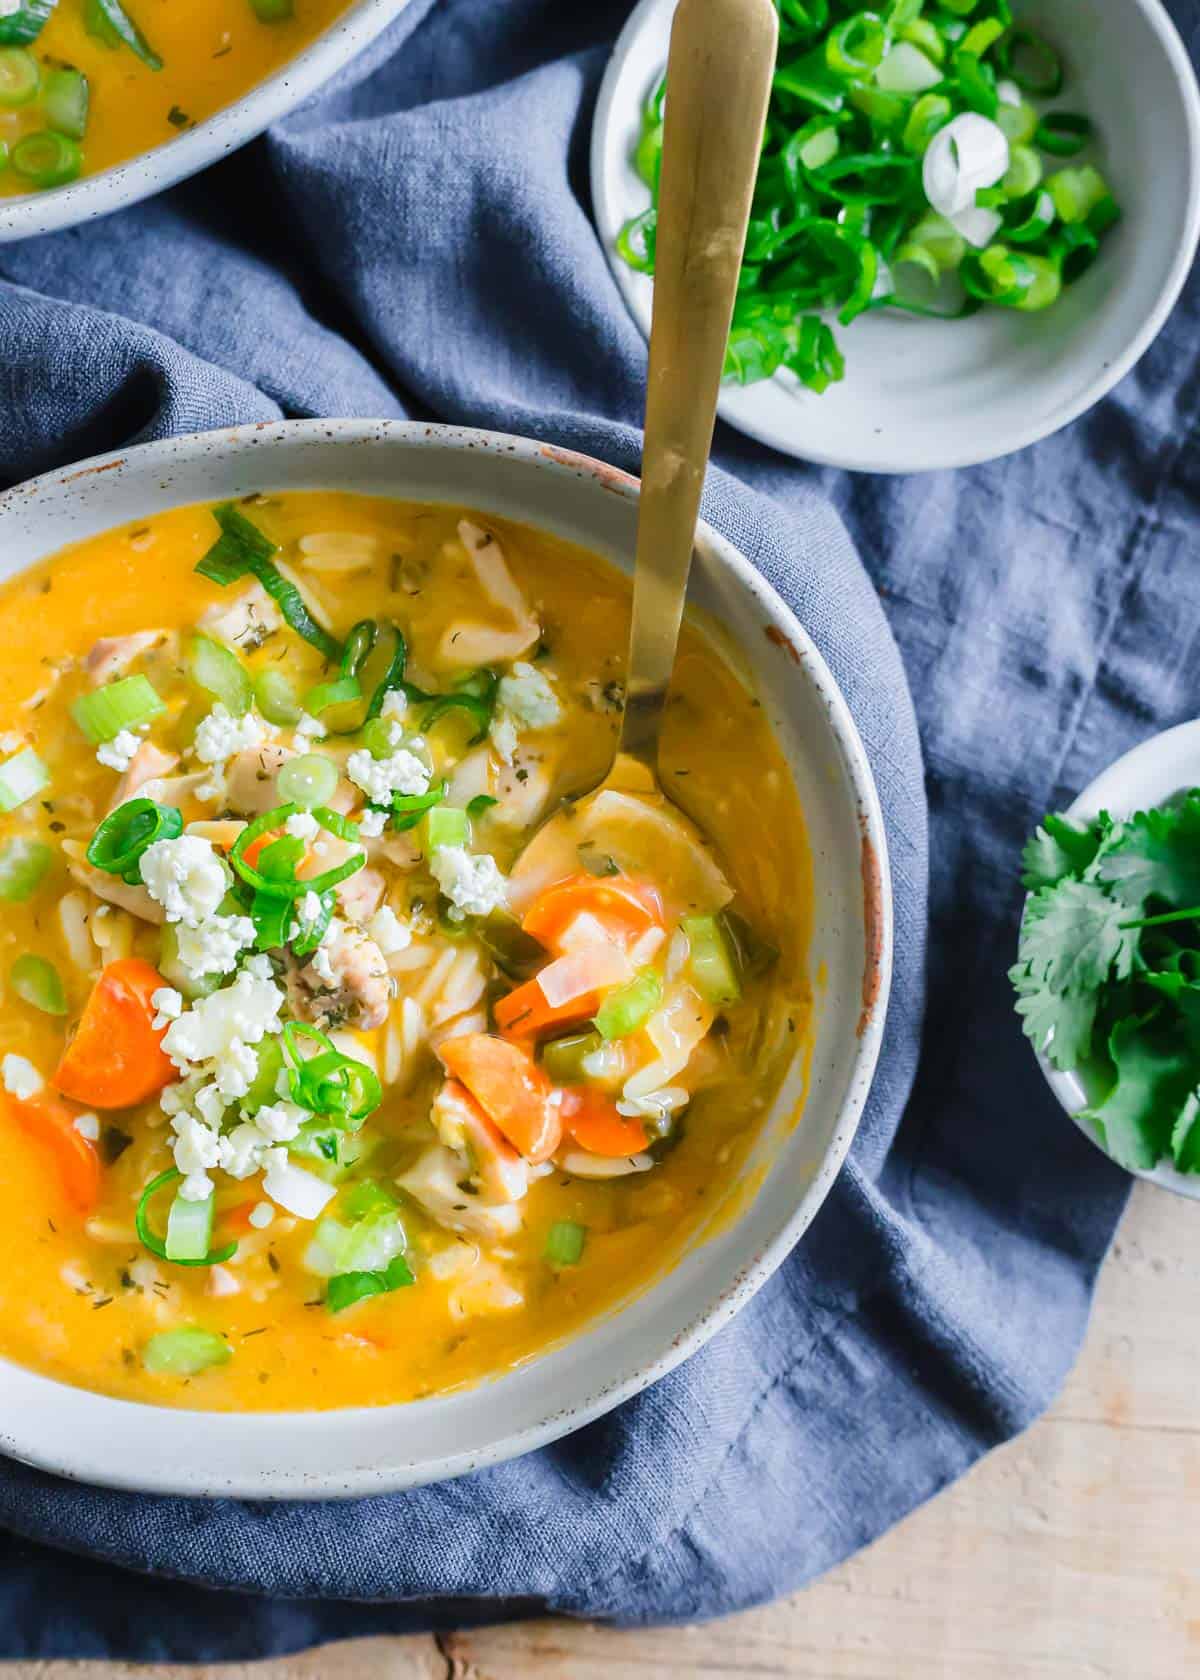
0, 0, 1192, 1655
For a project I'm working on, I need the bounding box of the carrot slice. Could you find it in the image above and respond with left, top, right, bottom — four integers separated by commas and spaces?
494, 977, 600, 1041
54, 957, 176, 1110
521, 875, 665, 951
3, 1089, 102, 1214
565, 1088, 649, 1157
438, 1033, 562, 1164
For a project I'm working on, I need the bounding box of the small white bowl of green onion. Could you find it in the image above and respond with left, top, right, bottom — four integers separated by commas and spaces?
1012, 720, 1200, 1200
592, 0, 1200, 472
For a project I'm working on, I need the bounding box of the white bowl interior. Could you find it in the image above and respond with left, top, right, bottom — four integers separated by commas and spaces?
1038, 719, 1200, 1201
0, 422, 890, 1496
0, 0, 411, 243
593, 0, 1200, 471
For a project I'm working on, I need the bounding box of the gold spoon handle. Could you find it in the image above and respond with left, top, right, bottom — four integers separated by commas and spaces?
618, 0, 779, 773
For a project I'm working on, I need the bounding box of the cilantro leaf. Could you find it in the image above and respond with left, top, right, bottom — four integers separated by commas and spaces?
1021, 811, 1109, 891
1171, 1090, 1200, 1173
1093, 794, 1200, 913
1016, 877, 1134, 997
1085, 1015, 1193, 1171
1011, 965, 1097, 1070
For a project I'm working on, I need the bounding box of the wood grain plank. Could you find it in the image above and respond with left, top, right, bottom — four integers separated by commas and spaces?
3, 1178, 1197, 1680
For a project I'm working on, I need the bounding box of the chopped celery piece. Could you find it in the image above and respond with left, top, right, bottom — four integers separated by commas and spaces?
682, 914, 741, 1006
0, 46, 39, 105
360, 717, 397, 759
165, 1188, 215, 1262
342, 1178, 399, 1222
326, 1255, 413, 1313
71, 673, 164, 742
541, 1030, 602, 1084
42, 67, 88, 138
423, 804, 470, 851
142, 1326, 231, 1375
254, 668, 302, 727
0, 746, 49, 812
276, 753, 337, 808
595, 970, 663, 1041
10, 952, 66, 1014
0, 836, 52, 900
188, 631, 252, 716
241, 1033, 284, 1113
544, 1220, 586, 1268
719, 908, 779, 982
288, 1120, 372, 1183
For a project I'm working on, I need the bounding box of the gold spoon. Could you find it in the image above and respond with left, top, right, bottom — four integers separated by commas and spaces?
512, 0, 779, 909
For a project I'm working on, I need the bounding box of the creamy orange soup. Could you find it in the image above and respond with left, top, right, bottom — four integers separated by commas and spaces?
0, 493, 811, 1410
0, 0, 348, 196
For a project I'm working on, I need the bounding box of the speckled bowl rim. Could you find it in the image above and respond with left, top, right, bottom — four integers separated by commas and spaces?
0, 0, 413, 243
0, 419, 893, 1497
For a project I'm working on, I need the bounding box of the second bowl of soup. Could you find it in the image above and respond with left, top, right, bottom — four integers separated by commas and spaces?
0, 419, 889, 1494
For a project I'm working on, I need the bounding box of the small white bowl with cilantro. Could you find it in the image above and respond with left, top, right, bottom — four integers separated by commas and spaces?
1012, 720, 1200, 1198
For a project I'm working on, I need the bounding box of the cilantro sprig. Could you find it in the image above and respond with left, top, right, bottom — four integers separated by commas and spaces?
1011, 791, 1200, 1173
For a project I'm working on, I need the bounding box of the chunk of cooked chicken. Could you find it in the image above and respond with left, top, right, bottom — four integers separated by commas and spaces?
198, 583, 282, 652
435, 521, 540, 668
62, 841, 163, 924
292, 922, 391, 1030
396, 1144, 522, 1241
335, 864, 386, 926
107, 743, 179, 811
222, 743, 295, 817
431, 1080, 532, 1204
86, 631, 166, 687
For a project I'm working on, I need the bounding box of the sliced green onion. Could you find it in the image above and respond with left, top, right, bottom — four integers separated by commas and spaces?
0, 746, 49, 812
230, 803, 363, 898
1036, 111, 1092, 158
902, 92, 951, 154
1001, 144, 1043, 200
71, 673, 164, 743
250, 0, 294, 18
88, 0, 160, 69
42, 67, 88, 138
305, 675, 361, 715
292, 887, 335, 956
326, 1253, 414, 1313
423, 804, 469, 852
165, 1187, 216, 1262
276, 753, 338, 809
136, 1168, 238, 1268
953, 51, 997, 119
241, 1033, 284, 1114
1046, 164, 1111, 224
281, 1021, 382, 1125
10, 127, 80, 187
188, 631, 252, 716
897, 17, 945, 63
254, 669, 302, 727
364, 624, 414, 720
0, 0, 57, 48
196, 504, 341, 665
996, 96, 1037, 146
466, 794, 498, 818
0, 46, 39, 105
959, 17, 1003, 58
360, 717, 398, 759
142, 1326, 231, 1375
1003, 188, 1055, 244
595, 969, 663, 1041
682, 914, 742, 1006
540, 1030, 602, 1085
875, 42, 940, 95
544, 1220, 587, 1268
422, 679, 497, 743
87, 797, 182, 879
616, 206, 656, 273
0, 836, 52, 901
996, 26, 1063, 97
825, 12, 886, 78
11, 952, 66, 1015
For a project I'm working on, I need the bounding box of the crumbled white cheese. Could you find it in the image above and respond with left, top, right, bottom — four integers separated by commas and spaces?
193, 704, 265, 765
430, 845, 508, 920
180, 1170, 215, 1202
194, 1081, 227, 1128
489, 713, 519, 766
162, 968, 284, 1072
299, 889, 323, 925
150, 986, 184, 1030
140, 834, 228, 925
249, 1201, 275, 1230
497, 662, 561, 728
208, 1265, 240, 1298
72, 1112, 101, 1141
194, 777, 226, 805
380, 690, 408, 721
171, 1113, 222, 1200
357, 807, 387, 839
346, 745, 430, 803
368, 905, 411, 955
310, 944, 337, 987
214, 1038, 259, 1102
0, 731, 22, 754
254, 1100, 304, 1143
285, 811, 320, 841
262, 1148, 336, 1220
218, 1121, 268, 1180
243, 952, 274, 981
173, 912, 255, 980
96, 728, 140, 773
293, 712, 326, 742
1, 1054, 42, 1100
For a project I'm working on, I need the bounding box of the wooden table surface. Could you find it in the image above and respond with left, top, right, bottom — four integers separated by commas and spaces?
4, 1178, 1197, 1680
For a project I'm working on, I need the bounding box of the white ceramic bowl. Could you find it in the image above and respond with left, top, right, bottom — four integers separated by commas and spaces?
1031, 719, 1200, 1199
0, 0, 411, 243
592, 0, 1200, 472
0, 418, 892, 1497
